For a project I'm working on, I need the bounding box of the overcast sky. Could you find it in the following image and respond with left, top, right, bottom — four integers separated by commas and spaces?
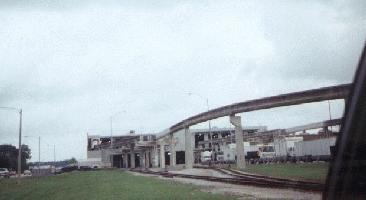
0, 0, 365, 162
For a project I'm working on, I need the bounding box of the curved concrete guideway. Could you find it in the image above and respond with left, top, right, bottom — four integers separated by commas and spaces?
176, 84, 350, 169
171, 84, 350, 134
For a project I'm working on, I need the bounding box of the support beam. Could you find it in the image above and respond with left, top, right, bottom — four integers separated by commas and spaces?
170, 134, 176, 167
184, 127, 193, 168
147, 151, 151, 168
141, 151, 146, 168
153, 145, 159, 167
160, 143, 165, 169
145, 151, 148, 168
130, 152, 135, 168
123, 153, 128, 168
230, 115, 246, 169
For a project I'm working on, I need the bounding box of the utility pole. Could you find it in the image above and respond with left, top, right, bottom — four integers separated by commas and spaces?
206, 98, 213, 155
110, 110, 127, 148
187, 93, 213, 159
54, 144, 56, 163
206, 98, 212, 132
110, 116, 113, 147
53, 144, 56, 173
38, 136, 41, 175
17, 109, 22, 183
0, 107, 23, 183
328, 100, 333, 136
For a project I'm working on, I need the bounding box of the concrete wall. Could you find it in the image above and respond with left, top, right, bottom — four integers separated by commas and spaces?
100, 149, 122, 167
294, 137, 336, 156
87, 150, 102, 159
78, 159, 103, 168
220, 142, 260, 161
274, 137, 303, 156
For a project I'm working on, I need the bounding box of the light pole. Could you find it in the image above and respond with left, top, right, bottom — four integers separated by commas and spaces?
187, 93, 211, 129
110, 110, 126, 147
46, 144, 56, 172
0, 107, 22, 183
327, 100, 333, 136
187, 93, 214, 157
24, 135, 41, 175
53, 144, 56, 164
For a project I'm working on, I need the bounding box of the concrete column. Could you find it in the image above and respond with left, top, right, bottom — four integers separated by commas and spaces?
145, 151, 151, 168
160, 143, 165, 169
141, 151, 146, 168
123, 153, 128, 168
130, 151, 135, 168
230, 115, 246, 169
170, 134, 176, 167
153, 146, 159, 167
185, 127, 193, 169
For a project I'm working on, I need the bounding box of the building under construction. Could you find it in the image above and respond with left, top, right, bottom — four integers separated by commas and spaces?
84, 119, 339, 169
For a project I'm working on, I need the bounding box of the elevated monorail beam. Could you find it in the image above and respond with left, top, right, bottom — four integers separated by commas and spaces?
170, 84, 350, 134
197, 119, 342, 145
286, 118, 342, 133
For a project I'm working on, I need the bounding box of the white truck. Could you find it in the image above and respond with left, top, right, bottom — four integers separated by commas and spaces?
200, 151, 212, 162
0, 168, 9, 178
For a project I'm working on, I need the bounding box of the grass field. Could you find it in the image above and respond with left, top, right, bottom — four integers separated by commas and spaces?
0, 170, 236, 200
239, 162, 329, 182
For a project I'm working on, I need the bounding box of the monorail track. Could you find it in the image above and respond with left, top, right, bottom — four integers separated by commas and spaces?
129, 168, 324, 192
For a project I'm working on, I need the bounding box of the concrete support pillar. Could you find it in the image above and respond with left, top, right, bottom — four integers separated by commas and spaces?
185, 127, 193, 169
145, 151, 148, 168
160, 143, 165, 169
147, 150, 153, 168
170, 134, 176, 167
123, 153, 128, 168
230, 115, 246, 169
217, 132, 222, 149
141, 151, 146, 168
153, 145, 159, 167
130, 151, 135, 168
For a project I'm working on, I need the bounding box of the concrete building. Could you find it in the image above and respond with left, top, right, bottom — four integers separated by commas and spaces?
86, 120, 339, 169
86, 126, 266, 169
87, 132, 156, 168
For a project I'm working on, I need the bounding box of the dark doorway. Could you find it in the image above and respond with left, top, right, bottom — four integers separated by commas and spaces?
176, 151, 185, 164
165, 152, 170, 165
195, 133, 204, 148
127, 154, 131, 168
112, 154, 122, 168
135, 153, 140, 168
148, 151, 152, 167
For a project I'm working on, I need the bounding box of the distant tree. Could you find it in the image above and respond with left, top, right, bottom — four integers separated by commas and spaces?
21, 145, 31, 170
0, 144, 31, 171
0, 145, 16, 169
68, 157, 77, 164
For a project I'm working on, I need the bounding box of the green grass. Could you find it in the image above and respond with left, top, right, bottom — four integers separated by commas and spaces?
238, 162, 329, 182
0, 170, 236, 200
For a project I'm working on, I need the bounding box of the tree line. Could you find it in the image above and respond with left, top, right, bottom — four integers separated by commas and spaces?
0, 144, 31, 171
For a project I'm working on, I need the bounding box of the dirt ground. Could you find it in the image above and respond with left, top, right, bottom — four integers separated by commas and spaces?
129, 170, 321, 200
